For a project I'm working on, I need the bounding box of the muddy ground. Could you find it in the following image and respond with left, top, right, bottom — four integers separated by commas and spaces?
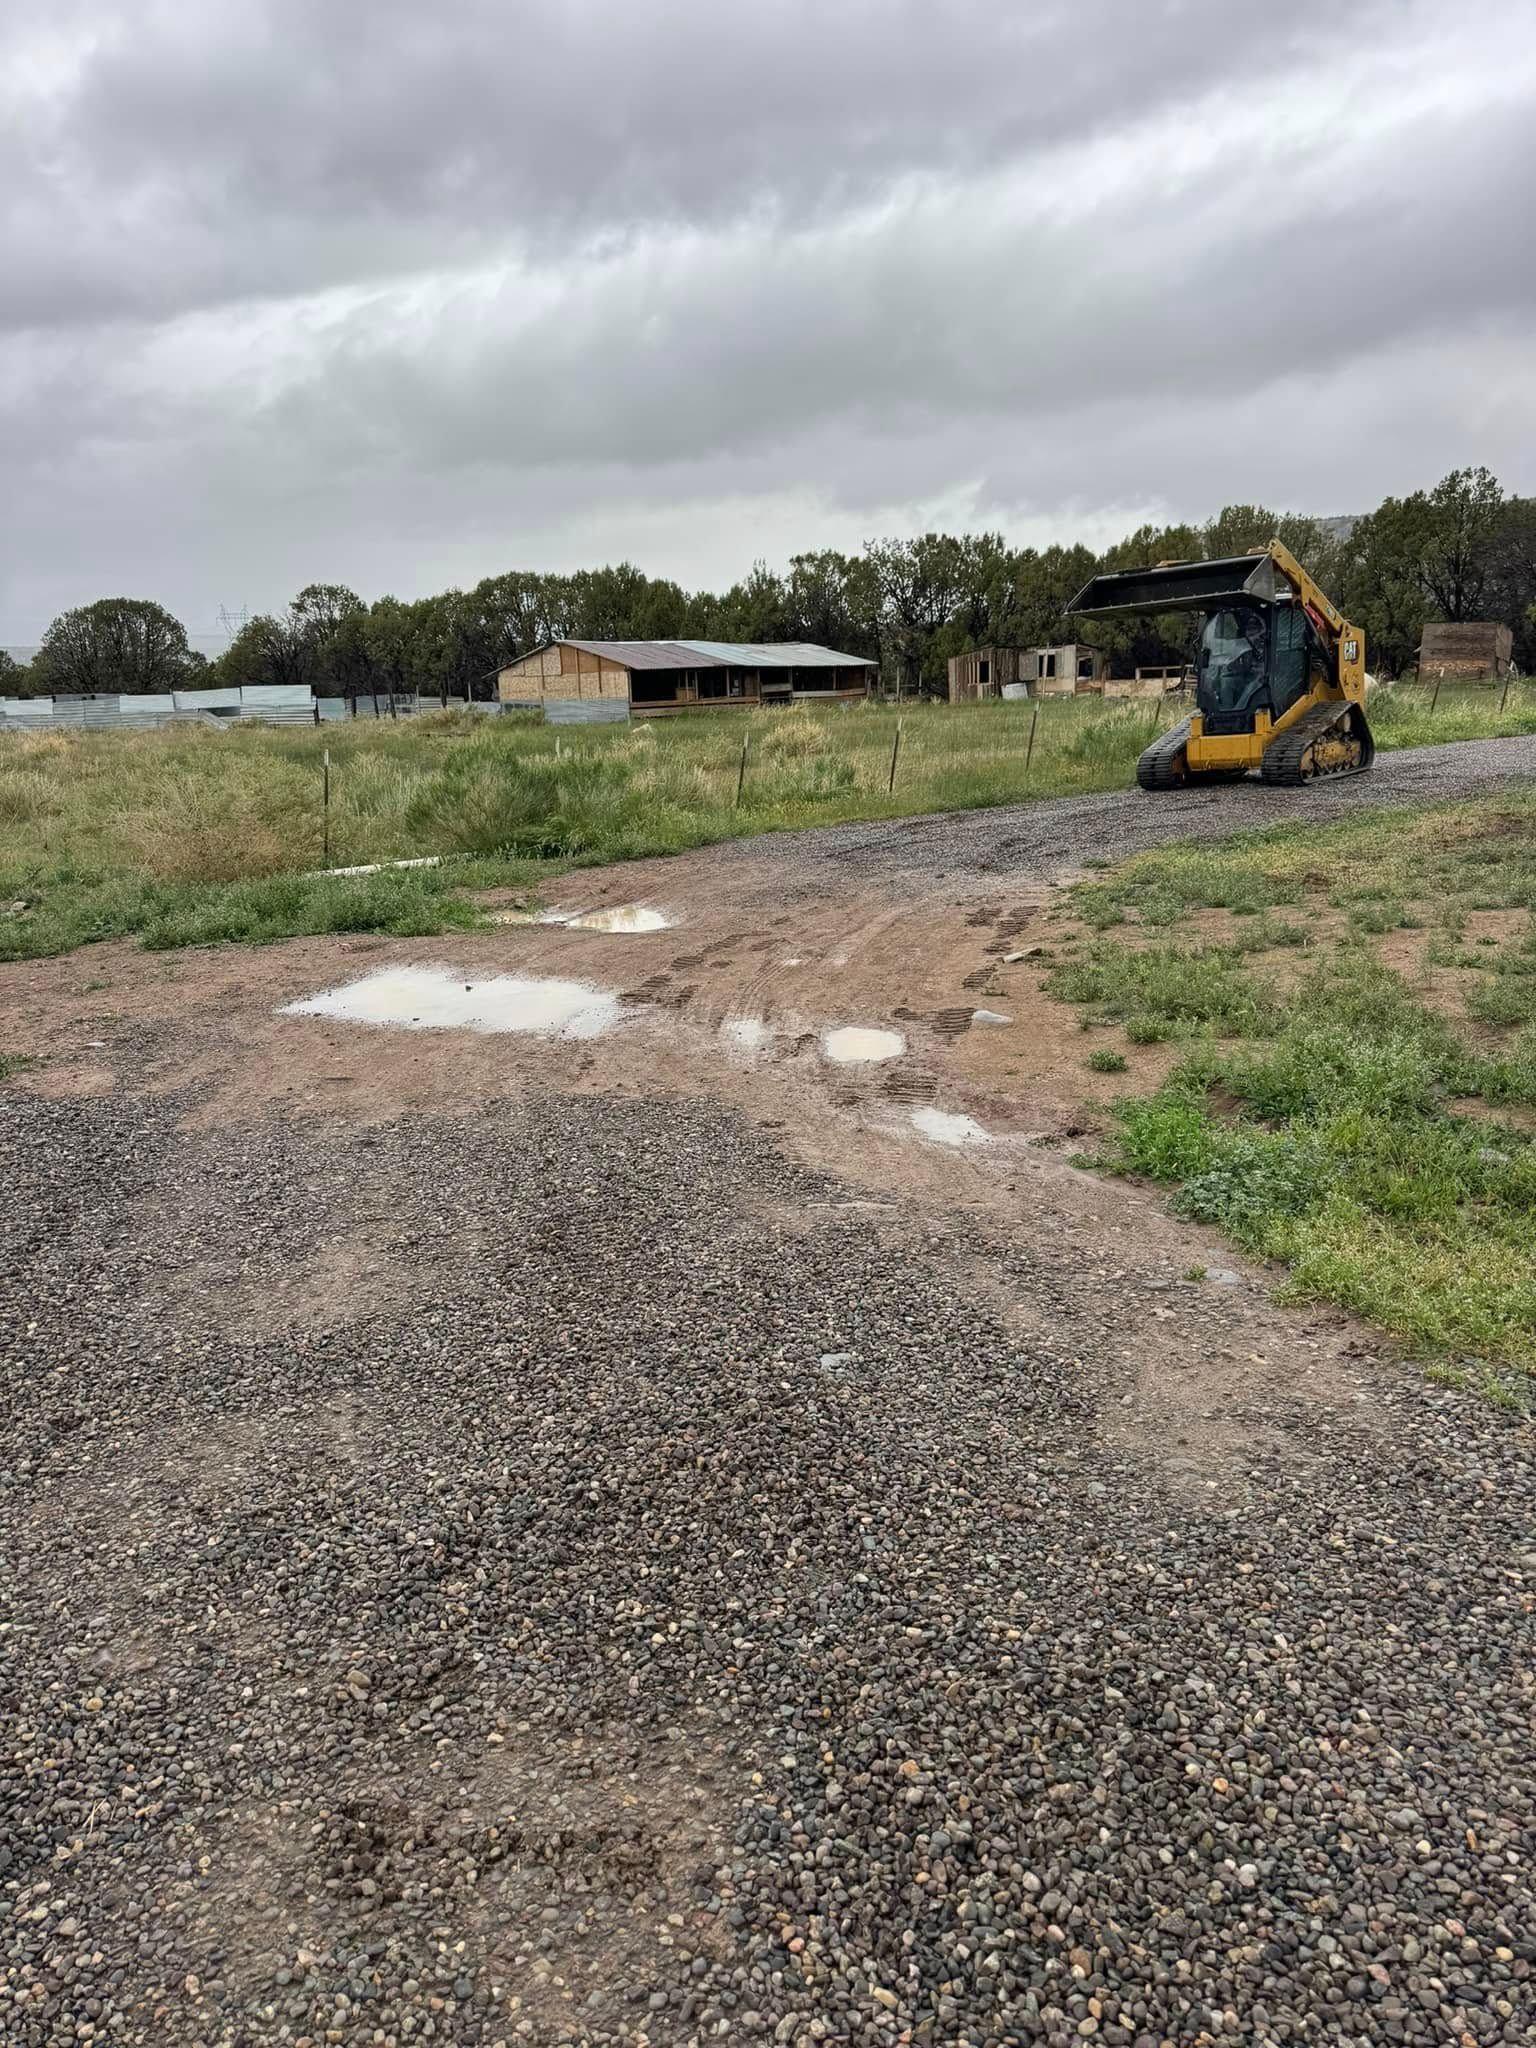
4, 756, 1534, 2047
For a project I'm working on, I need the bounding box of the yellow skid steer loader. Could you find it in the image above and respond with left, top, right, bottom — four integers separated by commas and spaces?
1067, 540, 1373, 789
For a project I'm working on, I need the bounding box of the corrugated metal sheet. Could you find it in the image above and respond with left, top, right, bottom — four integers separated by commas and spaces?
544, 696, 630, 725
238, 684, 313, 708
552, 639, 874, 672
0, 686, 320, 733
672, 640, 874, 670
559, 639, 712, 671
175, 685, 241, 710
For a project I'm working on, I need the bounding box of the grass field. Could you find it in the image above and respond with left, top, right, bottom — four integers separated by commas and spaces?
1041, 785, 1536, 1398
1, 683, 1534, 962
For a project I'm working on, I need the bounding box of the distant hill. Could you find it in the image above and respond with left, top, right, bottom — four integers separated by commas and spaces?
1318, 515, 1360, 544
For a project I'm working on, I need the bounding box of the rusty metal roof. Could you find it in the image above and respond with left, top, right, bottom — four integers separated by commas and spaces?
559, 639, 704, 670
552, 638, 874, 672
673, 640, 875, 669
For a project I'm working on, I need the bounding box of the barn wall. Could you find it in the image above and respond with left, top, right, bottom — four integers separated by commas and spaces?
498, 645, 632, 705
497, 651, 546, 703
947, 647, 1026, 702
551, 646, 630, 700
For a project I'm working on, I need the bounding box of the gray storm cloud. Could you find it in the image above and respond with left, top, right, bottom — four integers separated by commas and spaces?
2, 0, 1533, 637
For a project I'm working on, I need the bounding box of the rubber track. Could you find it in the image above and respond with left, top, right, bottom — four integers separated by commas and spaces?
1136, 718, 1191, 791
1260, 702, 1375, 786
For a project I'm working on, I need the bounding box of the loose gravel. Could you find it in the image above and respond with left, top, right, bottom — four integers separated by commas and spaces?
712, 733, 1536, 900
3, 1076, 1532, 2048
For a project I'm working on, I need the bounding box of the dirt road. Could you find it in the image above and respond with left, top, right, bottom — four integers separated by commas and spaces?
700, 728, 1536, 900
4, 752, 1534, 2046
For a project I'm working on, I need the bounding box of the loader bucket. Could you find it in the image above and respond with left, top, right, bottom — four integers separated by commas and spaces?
1067, 551, 1290, 620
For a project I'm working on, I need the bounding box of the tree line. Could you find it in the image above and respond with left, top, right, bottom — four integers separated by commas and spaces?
6, 466, 1533, 704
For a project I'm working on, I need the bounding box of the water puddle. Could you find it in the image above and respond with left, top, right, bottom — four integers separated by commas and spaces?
281, 965, 623, 1039
722, 1017, 771, 1054
485, 903, 674, 932
910, 1106, 991, 1147
563, 905, 674, 933
478, 906, 574, 926
821, 1026, 905, 1065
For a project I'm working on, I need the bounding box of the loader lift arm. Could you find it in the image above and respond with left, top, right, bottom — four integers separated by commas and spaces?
1066, 540, 1372, 790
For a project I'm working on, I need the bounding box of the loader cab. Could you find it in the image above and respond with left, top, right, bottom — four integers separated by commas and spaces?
1195, 599, 1311, 733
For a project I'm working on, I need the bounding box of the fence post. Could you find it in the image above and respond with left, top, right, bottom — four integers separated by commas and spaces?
322, 748, 331, 866
735, 734, 750, 808
888, 718, 903, 794
1025, 700, 1040, 776
1429, 669, 1443, 716
1500, 666, 1514, 713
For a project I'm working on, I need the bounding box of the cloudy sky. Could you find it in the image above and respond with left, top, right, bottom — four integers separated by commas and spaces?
3, 0, 1533, 642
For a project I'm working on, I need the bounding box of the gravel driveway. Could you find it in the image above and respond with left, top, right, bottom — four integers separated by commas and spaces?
3, 737, 1535, 2047
713, 731, 1536, 899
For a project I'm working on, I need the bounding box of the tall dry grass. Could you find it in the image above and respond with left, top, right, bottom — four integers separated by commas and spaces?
114, 781, 301, 883
4, 683, 1535, 960
0, 766, 56, 824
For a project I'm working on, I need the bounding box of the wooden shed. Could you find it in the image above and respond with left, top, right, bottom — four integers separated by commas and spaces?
947, 647, 1031, 702
1417, 623, 1514, 681
1032, 643, 1111, 695
947, 642, 1111, 702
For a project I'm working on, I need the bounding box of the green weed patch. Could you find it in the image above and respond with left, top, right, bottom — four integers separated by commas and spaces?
1053, 796, 1536, 1390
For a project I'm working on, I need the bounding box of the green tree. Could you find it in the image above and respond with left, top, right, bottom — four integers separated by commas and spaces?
1009, 542, 1103, 649
289, 583, 366, 697
460, 572, 572, 681
220, 584, 368, 698
1202, 504, 1328, 569
363, 597, 418, 706
566, 563, 655, 639
0, 648, 27, 694
288, 585, 364, 696
1487, 496, 1536, 671
1411, 467, 1505, 621
865, 535, 972, 695
400, 592, 479, 702
624, 574, 691, 641
1073, 523, 1205, 673
221, 612, 312, 694
780, 550, 874, 658
30, 597, 197, 695
952, 533, 1017, 647
1340, 468, 1505, 675
1334, 503, 1429, 678
703, 561, 789, 643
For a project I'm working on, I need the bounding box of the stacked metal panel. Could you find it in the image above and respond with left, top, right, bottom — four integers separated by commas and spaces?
543, 697, 630, 725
